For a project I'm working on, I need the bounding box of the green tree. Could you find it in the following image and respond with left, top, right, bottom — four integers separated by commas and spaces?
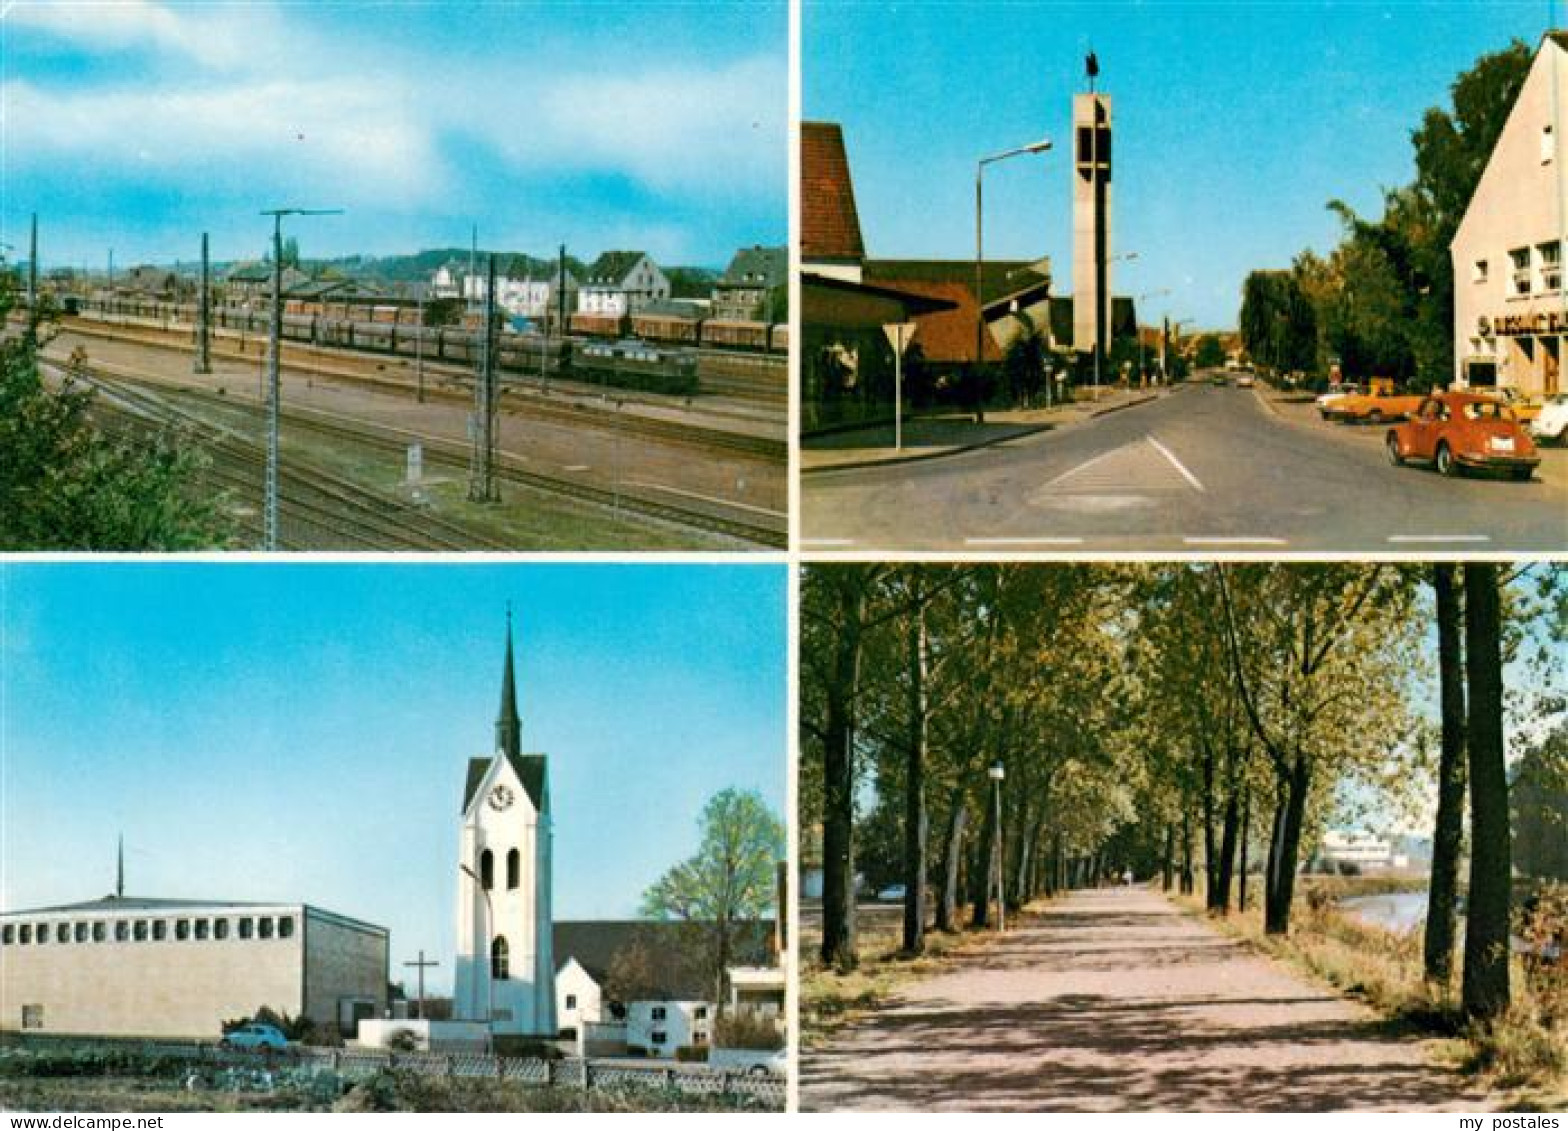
0, 269, 226, 549
640, 788, 784, 1010
1194, 334, 1227, 370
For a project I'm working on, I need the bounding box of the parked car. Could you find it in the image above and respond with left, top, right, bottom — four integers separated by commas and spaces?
1324, 386, 1425, 424
1479, 385, 1543, 424
1386, 392, 1541, 480
1315, 383, 1365, 416
1235, 370, 1256, 388
708, 1046, 788, 1077
876, 883, 907, 902
1528, 393, 1568, 443
221, 1023, 290, 1051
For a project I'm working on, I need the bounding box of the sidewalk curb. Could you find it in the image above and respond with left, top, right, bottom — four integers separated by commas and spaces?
802, 421, 1058, 475
803, 393, 1163, 476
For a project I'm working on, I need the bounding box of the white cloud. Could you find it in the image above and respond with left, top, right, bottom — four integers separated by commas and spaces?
464, 55, 785, 198
4, 1, 785, 232
4, 77, 448, 210
5, 0, 287, 72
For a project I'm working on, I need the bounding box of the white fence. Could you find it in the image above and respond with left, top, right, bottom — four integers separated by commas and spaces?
6, 1033, 784, 1104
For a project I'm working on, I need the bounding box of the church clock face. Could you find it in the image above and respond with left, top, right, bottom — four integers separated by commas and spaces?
488, 784, 515, 812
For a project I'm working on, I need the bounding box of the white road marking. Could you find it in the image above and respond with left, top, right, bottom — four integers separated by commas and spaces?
802, 538, 856, 547
1145, 435, 1206, 492
1044, 446, 1123, 489
1387, 534, 1492, 544
1182, 537, 1289, 547
562, 464, 591, 472
622, 480, 786, 519
964, 537, 1086, 546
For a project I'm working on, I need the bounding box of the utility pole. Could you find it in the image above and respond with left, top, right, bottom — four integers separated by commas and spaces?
27, 213, 37, 314
557, 243, 568, 365
469, 254, 499, 503
415, 284, 426, 404
261, 207, 342, 551
195, 233, 212, 374
402, 951, 440, 1021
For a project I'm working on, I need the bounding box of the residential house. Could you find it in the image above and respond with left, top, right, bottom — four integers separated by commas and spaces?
577, 252, 670, 317
712, 246, 786, 322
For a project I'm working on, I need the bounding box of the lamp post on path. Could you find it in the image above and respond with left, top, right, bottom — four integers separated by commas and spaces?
989, 761, 1006, 932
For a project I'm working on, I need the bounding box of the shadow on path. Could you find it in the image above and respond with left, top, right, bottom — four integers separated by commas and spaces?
801, 888, 1484, 1112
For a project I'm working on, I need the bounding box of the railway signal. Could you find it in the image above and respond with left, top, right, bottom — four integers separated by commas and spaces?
195, 233, 211, 375
468, 254, 500, 504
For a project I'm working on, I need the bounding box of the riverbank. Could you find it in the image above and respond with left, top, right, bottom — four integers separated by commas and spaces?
1174, 885, 1566, 1107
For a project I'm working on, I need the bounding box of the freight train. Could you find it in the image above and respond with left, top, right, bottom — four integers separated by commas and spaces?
70, 296, 787, 361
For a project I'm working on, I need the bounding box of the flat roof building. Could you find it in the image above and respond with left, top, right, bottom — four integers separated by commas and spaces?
1451, 32, 1567, 397
0, 895, 388, 1041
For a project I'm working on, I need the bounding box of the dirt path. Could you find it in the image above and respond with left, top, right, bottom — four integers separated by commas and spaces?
800, 887, 1488, 1112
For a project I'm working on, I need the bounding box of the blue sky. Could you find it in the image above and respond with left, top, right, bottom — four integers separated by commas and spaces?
0, 562, 786, 995
2, 0, 786, 271
807, 0, 1556, 329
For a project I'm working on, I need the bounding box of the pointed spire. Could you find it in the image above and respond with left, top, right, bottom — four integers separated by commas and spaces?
116, 834, 124, 898
496, 604, 521, 759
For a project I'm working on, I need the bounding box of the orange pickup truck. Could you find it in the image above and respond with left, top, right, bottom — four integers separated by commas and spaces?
1322, 385, 1426, 424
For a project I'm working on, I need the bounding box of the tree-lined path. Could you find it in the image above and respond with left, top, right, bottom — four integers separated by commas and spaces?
801, 888, 1485, 1112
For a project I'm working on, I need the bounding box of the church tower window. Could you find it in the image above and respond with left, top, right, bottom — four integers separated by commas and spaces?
480, 849, 495, 890
491, 935, 510, 979
238, 917, 254, 940
258, 917, 274, 940
73, 923, 87, 943
507, 849, 520, 890
92, 922, 106, 942
214, 919, 228, 940
55, 923, 69, 943
115, 922, 128, 942
152, 921, 167, 942
279, 916, 295, 939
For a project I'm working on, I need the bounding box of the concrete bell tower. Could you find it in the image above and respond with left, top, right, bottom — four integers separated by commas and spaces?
1073, 79, 1113, 371
454, 611, 556, 1038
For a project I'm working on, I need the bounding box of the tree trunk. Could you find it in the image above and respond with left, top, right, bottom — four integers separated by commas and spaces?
1202, 743, 1219, 904
1424, 563, 1467, 987
1461, 564, 1511, 1020
1179, 811, 1195, 895
1263, 783, 1285, 926
936, 792, 967, 933
971, 788, 997, 928
1161, 825, 1175, 891
820, 581, 865, 971
1265, 755, 1311, 936
1213, 786, 1240, 914
901, 597, 929, 956
1237, 785, 1251, 913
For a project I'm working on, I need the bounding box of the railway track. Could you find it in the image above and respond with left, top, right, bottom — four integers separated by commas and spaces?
44, 358, 518, 551
46, 359, 786, 548
59, 315, 787, 460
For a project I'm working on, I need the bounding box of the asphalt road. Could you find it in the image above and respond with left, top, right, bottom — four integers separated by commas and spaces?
802, 383, 1568, 553
801, 887, 1486, 1113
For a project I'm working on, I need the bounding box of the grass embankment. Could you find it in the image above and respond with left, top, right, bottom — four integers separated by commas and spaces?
1175, 879, 1567, 1107
800, 901, 1026, 1047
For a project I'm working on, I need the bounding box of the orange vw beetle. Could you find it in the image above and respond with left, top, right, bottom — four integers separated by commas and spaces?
1386, 392, 1541, 480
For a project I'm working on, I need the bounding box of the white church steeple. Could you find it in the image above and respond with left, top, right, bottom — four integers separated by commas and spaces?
454, 613, 556, 1038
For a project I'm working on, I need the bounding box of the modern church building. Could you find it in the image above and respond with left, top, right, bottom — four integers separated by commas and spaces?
0, 895, 388, 1040
1451, 31, 1567, 397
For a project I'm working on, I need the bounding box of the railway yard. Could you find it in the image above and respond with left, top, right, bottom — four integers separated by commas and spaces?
29, 310, 787, 550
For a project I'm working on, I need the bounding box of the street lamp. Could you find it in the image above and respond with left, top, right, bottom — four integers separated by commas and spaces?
988, 761, 1006, 932
976, 138, 1052, 422
260, 206, 342, 551
457, 861, 495, 1046
1137, 288, 1171, 387
1093, 250, 1138, 395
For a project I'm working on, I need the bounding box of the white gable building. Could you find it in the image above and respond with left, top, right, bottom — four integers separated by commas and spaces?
1451, 32, 1568, 397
